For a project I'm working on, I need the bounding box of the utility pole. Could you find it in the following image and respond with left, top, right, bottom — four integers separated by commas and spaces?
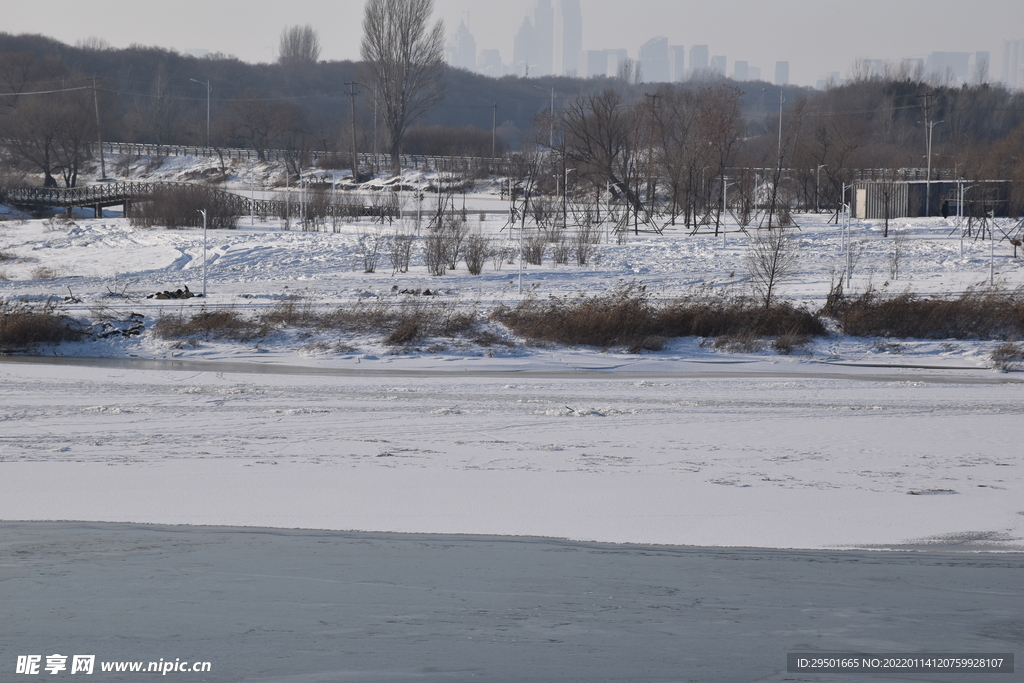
918, 90, 936, 217
90, 77, 105, 179
346, 81, 360, 181
189, 79, 211, 147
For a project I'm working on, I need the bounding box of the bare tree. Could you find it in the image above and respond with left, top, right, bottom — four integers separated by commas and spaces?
7, 89, 93, 187
278, 25, 321, 66
361, 0, 446, 174
224, 90, 301, 161
747, 229, 799, 308
561, 89, 646, 229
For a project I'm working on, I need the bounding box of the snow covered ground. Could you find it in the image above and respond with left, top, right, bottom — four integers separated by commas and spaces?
1, 155, 1024, 550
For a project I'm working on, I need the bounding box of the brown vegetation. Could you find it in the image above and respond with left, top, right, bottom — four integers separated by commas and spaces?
824, 287, 1024, 339
0, 299, 83, 349
493, 284, 825, 352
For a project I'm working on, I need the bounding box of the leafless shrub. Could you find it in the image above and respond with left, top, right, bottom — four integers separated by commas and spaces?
390, 231, 415, 275
747, 228, 798, 308
423, 228, 448, 276
463, 233, 489, 275
359, 229, 386, 273
130, 185, 238, 230
551, 232, 571, 265
43, 216, 74, 232
826, 287, 1024, 339
442, 214, 469, 270
888, 227, 908, 281
573, 222, 600, 266
491, 239, 515, 271
0, 299, 84, 349
522, 232, 546, 265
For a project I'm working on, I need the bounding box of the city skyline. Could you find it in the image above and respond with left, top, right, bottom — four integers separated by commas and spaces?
1, 0, 1021, 88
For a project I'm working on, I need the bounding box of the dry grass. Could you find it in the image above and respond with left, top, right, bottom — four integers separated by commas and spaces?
826, 287, 1024, 340
153, 308, 269, 342
152, 296, 480, 347
991, 342, 1024, 372
0, 299, 84, 349
493, 284, 826, 352
32, 266, 58, 279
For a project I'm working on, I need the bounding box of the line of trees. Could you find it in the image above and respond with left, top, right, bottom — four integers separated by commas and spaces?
3, 23, 1024, 203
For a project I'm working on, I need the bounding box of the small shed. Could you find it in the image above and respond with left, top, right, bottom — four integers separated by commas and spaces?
850, 180, 1013, 219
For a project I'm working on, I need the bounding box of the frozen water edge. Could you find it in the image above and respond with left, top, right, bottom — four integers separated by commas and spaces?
1, 359, 1021, 551
2, 521, 1022, 683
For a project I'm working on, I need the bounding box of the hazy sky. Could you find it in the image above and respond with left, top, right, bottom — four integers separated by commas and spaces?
4, 0, 1021, 86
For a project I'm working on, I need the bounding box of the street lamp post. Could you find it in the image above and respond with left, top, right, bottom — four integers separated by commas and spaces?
197, 209, 208, 297
722, 179, 738, 247
190, 78, 211, 148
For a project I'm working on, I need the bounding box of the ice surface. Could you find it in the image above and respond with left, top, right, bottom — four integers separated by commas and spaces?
2, 522, 1021, 683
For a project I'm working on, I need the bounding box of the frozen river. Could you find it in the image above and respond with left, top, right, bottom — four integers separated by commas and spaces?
2, 522, 1021, 682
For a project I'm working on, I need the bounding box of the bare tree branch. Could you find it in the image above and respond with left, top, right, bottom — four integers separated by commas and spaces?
361, 0, 446, 174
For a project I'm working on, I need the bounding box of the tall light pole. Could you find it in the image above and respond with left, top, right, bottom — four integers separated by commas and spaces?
345, 81, 360, 180
722, 179, 738, 247
196, 209, 208, 297
190, 78, 211, 147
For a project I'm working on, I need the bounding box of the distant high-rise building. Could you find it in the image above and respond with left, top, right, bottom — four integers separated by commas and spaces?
733, 60, 748, 81
926, 51, 971, 83
447, 21, 476, 71
775, 61, 789, 86
1002, 40, 1021, 89
670, 45, 686, 81
559, 0, 583, 76
607, 49, 627, 78
513, 17, 534, 76
479, 49, 504, 77
639, 36, 670, 83
689, 44, 708, 73
534, 1, 554, 77
710, 55, 726, 76
584, 50, 608, 78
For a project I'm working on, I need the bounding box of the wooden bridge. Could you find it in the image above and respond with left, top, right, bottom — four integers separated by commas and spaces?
3, 182, 397, 221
